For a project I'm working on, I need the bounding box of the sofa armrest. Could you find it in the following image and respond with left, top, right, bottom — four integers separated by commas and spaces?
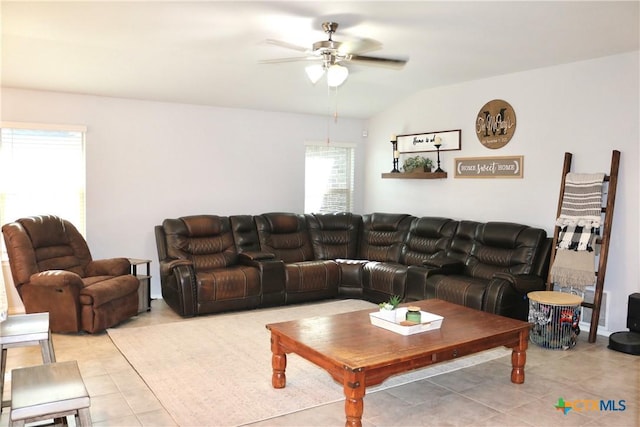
240, 258, 285, 305
238, 251, 276, 262
493, 272, 545, 294
422, 257, 464, 274
29, 270, 84, 290
168, 263, 198, 317
159, 258, 193, 277
86, 258, 131, 276
237, 253, 285, 305
405, 265, 443, 301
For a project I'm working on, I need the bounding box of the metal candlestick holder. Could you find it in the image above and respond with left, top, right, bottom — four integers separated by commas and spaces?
391, 139, 400, 173
434, 142, 444, 173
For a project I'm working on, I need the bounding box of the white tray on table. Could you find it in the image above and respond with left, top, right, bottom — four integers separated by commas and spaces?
369, 307, 444, 335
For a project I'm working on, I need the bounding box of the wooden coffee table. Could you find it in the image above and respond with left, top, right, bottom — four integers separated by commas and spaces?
266, 299, 531, 427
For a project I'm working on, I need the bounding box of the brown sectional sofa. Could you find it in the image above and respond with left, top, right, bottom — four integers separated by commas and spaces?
154, 212, 552, 321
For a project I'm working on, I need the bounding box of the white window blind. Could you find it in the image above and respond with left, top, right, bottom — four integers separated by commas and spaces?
304, 142, 355, 213
0, 122, 86, 255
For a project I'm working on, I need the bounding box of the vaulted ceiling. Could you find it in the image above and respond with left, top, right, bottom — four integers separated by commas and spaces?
2, 1, 638, 118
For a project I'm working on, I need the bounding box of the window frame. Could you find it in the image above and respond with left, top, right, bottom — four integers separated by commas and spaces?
304, 140, 356, 214
0, 121, 87, 257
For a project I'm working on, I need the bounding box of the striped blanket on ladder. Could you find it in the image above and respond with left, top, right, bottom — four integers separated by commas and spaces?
550, 172, 605, 290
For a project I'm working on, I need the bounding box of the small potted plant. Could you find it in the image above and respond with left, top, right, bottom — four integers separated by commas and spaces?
402, 155, 434, 173
378, 295, 402, 321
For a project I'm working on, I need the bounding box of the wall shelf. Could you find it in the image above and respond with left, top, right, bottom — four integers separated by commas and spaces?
381, 172, 447, 179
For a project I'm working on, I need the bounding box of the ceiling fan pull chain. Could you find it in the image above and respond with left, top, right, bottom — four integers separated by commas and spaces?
326, 84, 331, 144
334, 86, 340, 123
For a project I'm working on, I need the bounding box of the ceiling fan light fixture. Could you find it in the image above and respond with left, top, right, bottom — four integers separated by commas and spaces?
327, 64, 348, 87
305, 64, 325, 84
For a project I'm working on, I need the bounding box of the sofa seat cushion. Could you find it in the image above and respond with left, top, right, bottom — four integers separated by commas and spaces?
79, 275, 139, 307
425, 274, 488, 311
196, 266, 261, 302
284, 260, 340, 294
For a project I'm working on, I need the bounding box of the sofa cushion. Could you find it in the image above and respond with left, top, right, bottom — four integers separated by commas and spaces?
359, 213, 414, 262
15, 215, 92, 278
196, 266, 261, 302
402, 217, 458, 266
163, 216, 238, 270
230, 215, 261, 252
283, 260, 340, 303
469, 222, 547, 279
425, 274, 487, 311
79, 275, 139, 307
255, 213, 314, 263
446, 220, 478, 265
306, 212, 361, 260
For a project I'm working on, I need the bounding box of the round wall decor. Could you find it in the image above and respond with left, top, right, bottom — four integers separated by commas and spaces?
475, 99, 516, 149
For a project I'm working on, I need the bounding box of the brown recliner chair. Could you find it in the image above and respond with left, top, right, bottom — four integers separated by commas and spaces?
2, 215, 139, 333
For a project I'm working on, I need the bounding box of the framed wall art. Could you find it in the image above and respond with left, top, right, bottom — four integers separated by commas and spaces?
454, 155, 524, 179
396, 129, 461, 153
475, 99, 517, 149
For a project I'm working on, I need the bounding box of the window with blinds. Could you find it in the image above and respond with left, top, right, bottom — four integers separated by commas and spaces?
0, 122, 86, 255
304, 143, 355, 213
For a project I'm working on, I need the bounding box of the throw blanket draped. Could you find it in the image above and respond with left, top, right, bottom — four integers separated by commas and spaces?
550, 172, 604, 290
556, 172, 605, 228
557, 224, 599, 252
549, 249, 596, 289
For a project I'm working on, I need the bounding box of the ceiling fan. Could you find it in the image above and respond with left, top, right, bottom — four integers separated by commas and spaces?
261, 22, 408, 87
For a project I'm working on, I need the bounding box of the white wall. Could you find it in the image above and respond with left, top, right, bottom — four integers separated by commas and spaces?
2, 52, 638, 336
1, 89, 368, 307
365, 51, 639, 335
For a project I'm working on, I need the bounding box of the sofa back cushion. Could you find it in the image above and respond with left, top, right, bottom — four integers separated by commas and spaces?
162, 215, 237, 271
466, 222, 547, 279
230, 215, 261, 253
402, 217, 458, 266
306, 212, 362, 260
447, 220, 477, 258
255, 213, 314, 263
359, 213, 414, 262
2, 215, 92, 286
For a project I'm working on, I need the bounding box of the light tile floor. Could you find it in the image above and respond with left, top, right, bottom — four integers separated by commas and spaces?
0, 299, 638, 427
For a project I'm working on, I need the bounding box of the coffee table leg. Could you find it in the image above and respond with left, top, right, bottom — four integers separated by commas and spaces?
271, 334, 287, 388
511, 330, 529, 384
343, 368, 365, 427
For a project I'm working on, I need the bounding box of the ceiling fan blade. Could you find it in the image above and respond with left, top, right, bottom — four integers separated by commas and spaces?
337, 38, 382, 55
264, 39, 309, 53
347, 54, 408, 69
259, 56, 320, 64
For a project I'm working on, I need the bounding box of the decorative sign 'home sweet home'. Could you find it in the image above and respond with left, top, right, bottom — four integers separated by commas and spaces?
475, 99, 516, 149
454, 156, 524, 179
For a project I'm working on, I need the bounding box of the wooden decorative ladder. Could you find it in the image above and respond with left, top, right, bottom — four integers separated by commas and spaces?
546, 150, 620, 343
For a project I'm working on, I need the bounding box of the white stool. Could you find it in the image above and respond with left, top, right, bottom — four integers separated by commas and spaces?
0, 313, 56, 408
9, 360, 91, 426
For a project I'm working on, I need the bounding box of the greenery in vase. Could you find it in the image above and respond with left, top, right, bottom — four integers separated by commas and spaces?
379, 295, 402, 310
402, 155, 434, 173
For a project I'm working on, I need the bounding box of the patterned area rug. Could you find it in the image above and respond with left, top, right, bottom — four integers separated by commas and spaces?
108, 299, 511, 426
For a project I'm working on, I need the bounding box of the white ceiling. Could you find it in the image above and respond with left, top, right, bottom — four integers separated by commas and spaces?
2, 1, 638, 119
